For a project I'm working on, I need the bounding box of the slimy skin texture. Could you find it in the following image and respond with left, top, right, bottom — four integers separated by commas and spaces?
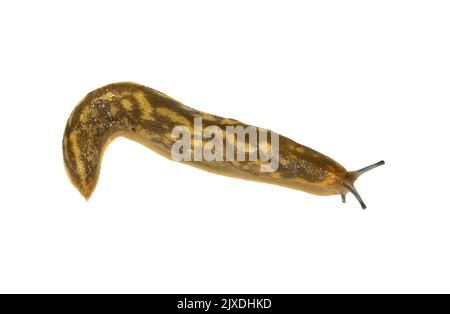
63, 82, 383, 208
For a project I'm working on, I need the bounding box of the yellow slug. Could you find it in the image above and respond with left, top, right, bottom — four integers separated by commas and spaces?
62, 82, 384, 209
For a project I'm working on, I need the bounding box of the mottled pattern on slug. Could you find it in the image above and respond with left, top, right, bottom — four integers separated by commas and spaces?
63, 82, 351, 200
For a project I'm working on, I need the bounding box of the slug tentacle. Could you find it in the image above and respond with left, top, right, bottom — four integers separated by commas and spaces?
63, 82, 384, 208
342, 182, 367, 210
353, 160, 386, 177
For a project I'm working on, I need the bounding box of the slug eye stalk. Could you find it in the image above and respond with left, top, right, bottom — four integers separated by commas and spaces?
355, 160, 386, 176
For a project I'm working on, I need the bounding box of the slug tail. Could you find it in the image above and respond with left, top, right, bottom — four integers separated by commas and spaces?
62, 84, 136, 200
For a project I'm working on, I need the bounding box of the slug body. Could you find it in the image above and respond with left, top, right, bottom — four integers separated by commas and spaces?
63, 82, 383, 208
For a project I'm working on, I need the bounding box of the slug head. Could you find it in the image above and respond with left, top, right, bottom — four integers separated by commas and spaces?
340, 160, 385, 209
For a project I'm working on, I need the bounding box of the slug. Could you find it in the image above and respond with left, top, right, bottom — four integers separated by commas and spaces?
63, 82, 384, 209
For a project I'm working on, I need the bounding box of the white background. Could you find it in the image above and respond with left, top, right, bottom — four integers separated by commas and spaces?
0, 0, 449, 293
